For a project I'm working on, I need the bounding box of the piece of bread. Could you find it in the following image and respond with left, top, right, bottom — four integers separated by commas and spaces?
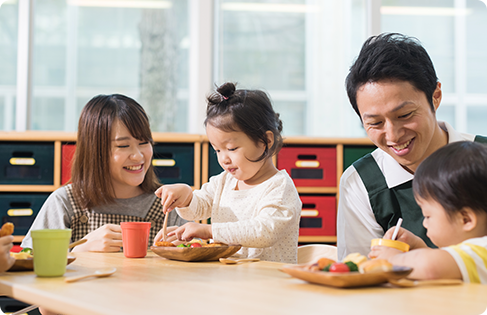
155, 241, 176, 247
0, 222, 14, 237
203, 242, 227, 247
359, 259, 393, 273
343, 252, 367, 266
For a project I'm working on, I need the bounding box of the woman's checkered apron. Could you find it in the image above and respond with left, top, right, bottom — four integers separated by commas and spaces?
65, 185, 165, 247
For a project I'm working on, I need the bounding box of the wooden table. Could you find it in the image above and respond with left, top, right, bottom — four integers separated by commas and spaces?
0, 251, 486, 315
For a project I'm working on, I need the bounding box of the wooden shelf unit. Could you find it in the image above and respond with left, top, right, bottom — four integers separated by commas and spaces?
1, 132, 375, 245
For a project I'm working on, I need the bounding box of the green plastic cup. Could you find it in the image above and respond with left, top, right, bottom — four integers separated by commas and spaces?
31, 229, 72, 277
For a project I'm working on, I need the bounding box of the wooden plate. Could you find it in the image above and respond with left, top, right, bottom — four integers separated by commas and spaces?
151, 245, 242, 262
7, 256, 77, 272
281, 264, 413, 288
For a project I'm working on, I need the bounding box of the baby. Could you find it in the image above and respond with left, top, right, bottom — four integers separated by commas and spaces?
369, 141, 487, 283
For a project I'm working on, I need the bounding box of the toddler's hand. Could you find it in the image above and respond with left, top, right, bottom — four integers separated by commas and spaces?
153, 226, 180, 245
383, 227, 427, 250
0, 235, 15, 272
155, 184, 193, 214
368, 245, 401, 260
71, 224, 122, 253
168, 222, 212, 242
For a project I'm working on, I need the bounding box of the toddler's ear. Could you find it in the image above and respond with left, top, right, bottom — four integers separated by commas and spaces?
460, 208, 477, 232
265, 130, 274, 147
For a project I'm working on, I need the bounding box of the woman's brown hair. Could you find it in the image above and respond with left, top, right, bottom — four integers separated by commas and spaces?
70, 94, 160, 208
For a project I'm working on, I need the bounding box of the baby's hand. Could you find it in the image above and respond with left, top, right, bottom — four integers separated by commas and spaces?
155, 184, 193, 214
168, 222, 212, 242
368, 245, 402, 260
383, 227, 427, 250
71, 224, 122, 253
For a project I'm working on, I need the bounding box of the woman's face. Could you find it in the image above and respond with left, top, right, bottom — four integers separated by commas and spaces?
109, 119, 153, 198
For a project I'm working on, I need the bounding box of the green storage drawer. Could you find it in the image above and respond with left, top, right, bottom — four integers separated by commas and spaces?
343, 145, 376, 171
0, 142, 55, 185
152, 143, 194, 186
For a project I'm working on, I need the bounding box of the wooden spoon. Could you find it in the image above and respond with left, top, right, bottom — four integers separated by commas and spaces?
219, 258, 260, 265
68, 238, 87, 249
162, 212, 169, 242
65, 267, 116, 283
389, 278, 463, 287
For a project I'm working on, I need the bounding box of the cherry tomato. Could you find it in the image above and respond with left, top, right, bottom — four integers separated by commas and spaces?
190, 243, 202, 248
328, 262, 350, 273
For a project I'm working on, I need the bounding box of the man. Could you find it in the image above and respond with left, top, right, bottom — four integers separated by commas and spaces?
337, 33, 487, 259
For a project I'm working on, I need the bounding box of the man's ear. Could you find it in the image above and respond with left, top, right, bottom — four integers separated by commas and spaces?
460, 208, 477, 232
432, 82, 442, 111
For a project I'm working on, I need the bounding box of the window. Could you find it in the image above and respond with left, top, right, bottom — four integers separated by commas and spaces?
3, 0, 487, 137
30, 0, 190, 131
215, 0, 367, 137
380, 0, 487, 134
0, 0, 18, 130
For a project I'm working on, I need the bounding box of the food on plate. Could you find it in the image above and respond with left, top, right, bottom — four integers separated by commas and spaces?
359, 259, 393, 273
0, 222, 14, 237
343, 252, 367, 266
10, 251, 33, 259
317, 257, 336, 269
155, 241, 176, 247
203, 242, 227, 247
190, 243, 202, 248
327, 262, 351, 273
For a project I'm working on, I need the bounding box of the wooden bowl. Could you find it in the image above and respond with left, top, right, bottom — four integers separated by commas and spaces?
280, 264, 412, 288
7, 256, 76, 272
151, 245, 242, 262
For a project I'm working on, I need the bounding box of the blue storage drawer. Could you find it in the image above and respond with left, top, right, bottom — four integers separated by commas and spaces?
0, 142, 55, 185
152, 143, 194, 186
0, 193, 49, 235
208, 146, 223, 180
0, 296, 41, 314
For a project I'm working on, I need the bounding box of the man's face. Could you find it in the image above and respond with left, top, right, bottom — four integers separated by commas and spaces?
356, 80, 444, 173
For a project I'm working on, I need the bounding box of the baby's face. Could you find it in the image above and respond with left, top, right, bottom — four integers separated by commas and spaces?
416, 196, 464, 247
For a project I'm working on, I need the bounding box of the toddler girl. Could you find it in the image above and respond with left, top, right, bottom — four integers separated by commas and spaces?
155, 82, 302, 263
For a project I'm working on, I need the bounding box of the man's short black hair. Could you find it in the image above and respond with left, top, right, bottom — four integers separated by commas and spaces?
346, 33, 438, 118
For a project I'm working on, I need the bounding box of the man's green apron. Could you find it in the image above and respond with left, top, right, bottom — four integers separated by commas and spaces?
353, 136, 487, 248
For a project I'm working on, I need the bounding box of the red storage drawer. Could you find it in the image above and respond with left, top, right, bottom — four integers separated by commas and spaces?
298, 195, 336, 236
277, 147, 336, 187
61, 144, 76, 185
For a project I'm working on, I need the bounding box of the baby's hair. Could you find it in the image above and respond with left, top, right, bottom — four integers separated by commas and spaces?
413, 141, 487, 220
205, 82, 283, 162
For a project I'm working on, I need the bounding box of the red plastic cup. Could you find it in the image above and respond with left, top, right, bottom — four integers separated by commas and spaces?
120, 222, 151, 258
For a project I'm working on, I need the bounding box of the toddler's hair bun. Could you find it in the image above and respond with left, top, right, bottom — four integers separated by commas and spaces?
217, 82, 236, 100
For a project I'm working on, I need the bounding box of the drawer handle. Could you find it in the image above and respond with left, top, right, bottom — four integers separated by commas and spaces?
295, 160, 320, 168
301, 210, 319, 217
152, 159, 176, 167
9, 157, 36, 166
8, 209, 33, 216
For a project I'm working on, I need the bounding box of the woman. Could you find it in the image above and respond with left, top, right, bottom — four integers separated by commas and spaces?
21, 94, 186, 252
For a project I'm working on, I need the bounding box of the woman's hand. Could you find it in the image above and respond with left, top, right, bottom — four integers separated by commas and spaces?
0, 235, 15, 272
71, 224, 122, 252
155, 184, 193, 214
153, 226, 181, 245
168, 222, 212, 242
383, 226, 427, 250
